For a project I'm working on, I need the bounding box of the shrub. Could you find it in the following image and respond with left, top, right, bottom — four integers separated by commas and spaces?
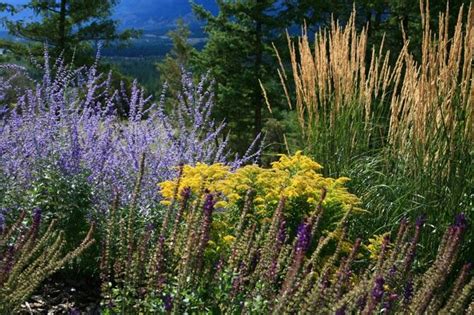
0, 208, 95, 313
26, 164, 97, 275
0, 51, 260, 214
159, 151, 360, 234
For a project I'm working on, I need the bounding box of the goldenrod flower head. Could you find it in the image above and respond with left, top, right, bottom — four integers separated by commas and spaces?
366, 233, 391, 260
223, 235, 236, 245
158, 153, 361, 221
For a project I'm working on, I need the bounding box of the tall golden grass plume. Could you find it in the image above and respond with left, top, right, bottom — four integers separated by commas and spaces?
278, 0, 472, 181
281, 10, 395, 152
388, 1, 473, 177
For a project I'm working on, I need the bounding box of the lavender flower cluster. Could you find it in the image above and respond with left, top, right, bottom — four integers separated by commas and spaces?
0, 51, 259, 212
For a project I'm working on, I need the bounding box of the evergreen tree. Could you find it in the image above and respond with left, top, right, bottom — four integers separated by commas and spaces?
0, 0, 139, 63
192, 0, 287, 152
156, 18, 196, 104
282, 0, 353, 29
282, 0, 470, 59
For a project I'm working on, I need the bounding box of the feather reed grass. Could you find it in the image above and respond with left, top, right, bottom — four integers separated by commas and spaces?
277, 11, 396, 176
277, 0, 473, 260
388, 0, 473, 185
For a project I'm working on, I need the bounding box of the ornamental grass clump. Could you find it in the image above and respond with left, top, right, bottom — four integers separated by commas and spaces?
99, 153, 473, 313
275, 10, 394, 176
277, 1, 473, 184
388, 1, 473, 189
277, 0, 473, 260
0, 208, 95, 313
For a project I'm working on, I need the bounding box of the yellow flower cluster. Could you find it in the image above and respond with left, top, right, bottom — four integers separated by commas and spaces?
366, 233, 391, 260
159, 162, 230, 206
159, 151, 361, 216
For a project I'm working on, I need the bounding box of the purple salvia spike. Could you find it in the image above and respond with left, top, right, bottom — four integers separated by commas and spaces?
162, 294, 173, 311
335, 306, 346, 315
454, 212, 468, 231
364, 276, 385, 314
403, 278, 414, 305
356, 293, 368, 311
382, 293, 398, 313
295, 221, 312, 254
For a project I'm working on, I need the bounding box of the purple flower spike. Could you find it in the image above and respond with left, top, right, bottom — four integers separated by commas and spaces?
382, 293, 398, 312
3, 245, 16, 275
203, 193, 215, 216
162, 294, 173, 311
250, 251, 260, 270
415, 214, 426, 228
69, 308, 81, 315
195, 193, 215, 271
32, 208, 42, 226
30, 208, 42, 241
454, 213, 468, 230
320, 273, 330, 289
295, 221, 312, 253
146, 223, 155, 232
372, 276, 385, 302
277, 220, 286, 243
403, 278, 414, 304
465, 262, 472, 271
0, 212, 5, 235
335, 306, 346, 315
356, 294, 367, 310
389, 265, 397, 277
180, 187, 191, 199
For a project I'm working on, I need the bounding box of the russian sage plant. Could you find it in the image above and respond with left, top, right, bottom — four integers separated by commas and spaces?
0, 51, 260, 213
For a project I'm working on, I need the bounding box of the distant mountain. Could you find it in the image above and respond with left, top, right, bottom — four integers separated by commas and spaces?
0, 1, 218, 32
114, 0, 219, 31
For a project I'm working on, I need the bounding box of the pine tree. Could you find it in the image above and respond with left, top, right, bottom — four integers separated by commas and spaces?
281, 0, 469, 60
0, 0, 139, 63
192, 0, 286, 152
156, 18, 197, 105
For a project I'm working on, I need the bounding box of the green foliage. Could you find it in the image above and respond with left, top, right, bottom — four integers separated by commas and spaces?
345, 153, 474, 263
26, 165, 98, 275
104, 56, 161, 97
156, 18, 197, 105
0, 0, 140, 64
191, 0, 288, 152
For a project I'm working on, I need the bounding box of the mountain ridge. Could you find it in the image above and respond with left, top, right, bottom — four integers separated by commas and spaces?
114, 0, 218, 30
0, 0, 218, 32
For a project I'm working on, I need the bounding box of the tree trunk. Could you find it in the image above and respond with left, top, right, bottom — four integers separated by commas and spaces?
254, 0, 263, 140
58, 0, 67, 50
